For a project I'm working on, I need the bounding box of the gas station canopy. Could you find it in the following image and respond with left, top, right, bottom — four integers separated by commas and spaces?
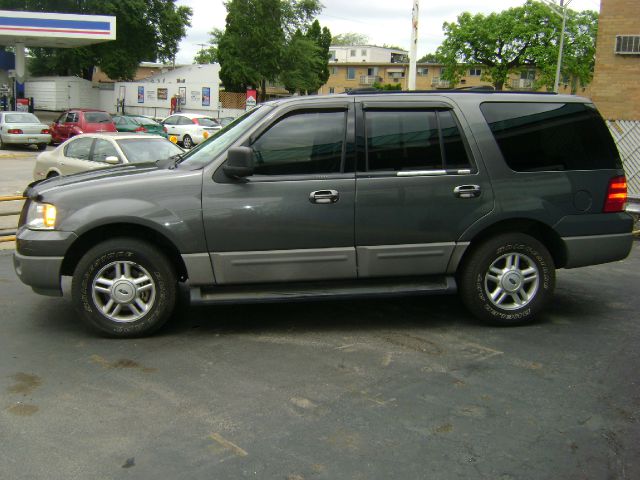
0, 10, 115, 48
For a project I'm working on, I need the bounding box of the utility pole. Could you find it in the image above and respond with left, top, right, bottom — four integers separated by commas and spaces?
408, 0, 419, 90
553, 0, 573, 93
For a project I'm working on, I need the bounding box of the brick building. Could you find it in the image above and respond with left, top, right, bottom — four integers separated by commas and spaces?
590, 0, 640, 120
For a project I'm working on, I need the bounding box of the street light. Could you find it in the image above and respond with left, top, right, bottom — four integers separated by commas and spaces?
540, 0, 574, 93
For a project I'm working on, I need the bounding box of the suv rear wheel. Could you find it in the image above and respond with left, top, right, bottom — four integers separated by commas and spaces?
71, 238, 177, 337
459, 233, 555, 326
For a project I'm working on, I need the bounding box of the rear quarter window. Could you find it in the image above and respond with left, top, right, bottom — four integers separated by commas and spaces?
480, 102, 621, 172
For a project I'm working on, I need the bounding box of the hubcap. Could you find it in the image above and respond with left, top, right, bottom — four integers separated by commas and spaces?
91, 261, 156, 323
484, 253, 539, 311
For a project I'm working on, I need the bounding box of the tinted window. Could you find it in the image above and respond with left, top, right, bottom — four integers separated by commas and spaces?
438, 110, 473, 171
64, 137, 93, 160
480, 102, 621, 172
163, 116, 179, 125
197, 117, 219, 127
178, 116, 194, 125
84, 112, 112, 124
65, 112, 79, 123
92, 139, 120, 163
117, 138, 183, 164
365, 110, 442, 171
5, 113, 39, 123
251, 110, 345, 175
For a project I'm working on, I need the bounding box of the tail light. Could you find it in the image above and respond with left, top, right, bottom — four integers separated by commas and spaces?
134, 126, 147, 132
603, 176, 627, 213
41, 128, 50, 134
8, 128, 23, 134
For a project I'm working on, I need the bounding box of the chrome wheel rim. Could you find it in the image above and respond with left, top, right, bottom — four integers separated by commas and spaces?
91, 261, 156, 323
183, 136, 192, 148
484, 252, 539, 311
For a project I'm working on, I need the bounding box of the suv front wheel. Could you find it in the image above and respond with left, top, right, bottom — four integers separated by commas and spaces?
459, 233, 555, 326
71, 238, 177, 337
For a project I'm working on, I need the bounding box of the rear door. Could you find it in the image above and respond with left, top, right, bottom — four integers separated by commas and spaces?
354, 99, 494, 278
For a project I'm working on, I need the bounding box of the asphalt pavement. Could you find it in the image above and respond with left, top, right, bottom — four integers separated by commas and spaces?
0, 243, 638, 479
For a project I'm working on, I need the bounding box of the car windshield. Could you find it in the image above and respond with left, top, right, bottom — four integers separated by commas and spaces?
196, 117, 219, 127
85, 112, 112, 123
134, 116, 160, 126
6, 113, 39, 123
116, 138, 184, 164
178, 106, 270, 168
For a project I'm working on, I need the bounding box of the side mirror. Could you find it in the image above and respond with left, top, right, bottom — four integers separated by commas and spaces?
105, 156, 120, 165
223, 146, 254, 178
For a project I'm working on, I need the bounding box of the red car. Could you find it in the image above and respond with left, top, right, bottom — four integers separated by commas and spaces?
50, 109, 117, 144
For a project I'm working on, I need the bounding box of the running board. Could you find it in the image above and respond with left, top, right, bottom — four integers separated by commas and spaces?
190, 276, 457, 305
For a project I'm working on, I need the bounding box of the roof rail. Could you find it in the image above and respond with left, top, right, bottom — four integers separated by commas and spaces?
346, 88, 558, 95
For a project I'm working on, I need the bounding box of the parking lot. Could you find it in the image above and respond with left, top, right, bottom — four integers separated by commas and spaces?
1, 149, 639, 479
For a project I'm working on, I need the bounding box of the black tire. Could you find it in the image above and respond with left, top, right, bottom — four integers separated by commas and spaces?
71, 238, 177, 337
37, 143, 47, 151
182, 135, 193, 149
458, 233, 555, 326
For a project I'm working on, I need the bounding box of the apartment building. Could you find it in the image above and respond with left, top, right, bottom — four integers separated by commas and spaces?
590, 0, 640, 120
328, 45, 408, 64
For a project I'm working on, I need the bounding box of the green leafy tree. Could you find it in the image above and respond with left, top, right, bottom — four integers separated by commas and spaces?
436, 0, 596, 91
417, 53, 438, 63
194, 46, 218, 64
217, 0, 329, 99
331, 32, 369, 46
0, 0, 192, 81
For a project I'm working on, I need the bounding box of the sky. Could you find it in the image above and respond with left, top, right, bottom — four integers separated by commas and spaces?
174, 0, 601, 64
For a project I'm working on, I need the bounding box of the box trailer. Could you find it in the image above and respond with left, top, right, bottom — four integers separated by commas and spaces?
25, 76, 98, 111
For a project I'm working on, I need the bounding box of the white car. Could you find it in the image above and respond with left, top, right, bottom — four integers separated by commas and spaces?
161, 113, 222, 148
0, 111, 51, 150
33, 132, 184, 180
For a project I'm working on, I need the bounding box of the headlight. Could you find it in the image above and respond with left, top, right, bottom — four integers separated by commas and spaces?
26, 202, 57, 230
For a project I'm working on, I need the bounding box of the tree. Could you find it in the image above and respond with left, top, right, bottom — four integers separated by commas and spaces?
435, 0, 597, 91
417, 53, 438, 63
216, 0, 330, 99
0, 0, 192, 81
331, 32, 369, 46
194, 46, 218, 65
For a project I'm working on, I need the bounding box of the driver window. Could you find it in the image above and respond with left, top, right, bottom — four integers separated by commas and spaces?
91, 139, 120, 163
250, 110, 346, 175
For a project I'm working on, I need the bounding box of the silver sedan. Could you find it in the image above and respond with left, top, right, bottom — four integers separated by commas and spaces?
0, 111, 51, 150
33, 132, 184, 180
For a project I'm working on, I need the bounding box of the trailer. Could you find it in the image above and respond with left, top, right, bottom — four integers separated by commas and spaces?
25, 76, 98, 111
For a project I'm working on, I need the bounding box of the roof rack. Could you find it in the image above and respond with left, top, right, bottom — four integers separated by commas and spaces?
346, 88, 558, 95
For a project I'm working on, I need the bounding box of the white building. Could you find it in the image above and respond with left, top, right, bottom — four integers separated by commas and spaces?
328, 45, 408, 64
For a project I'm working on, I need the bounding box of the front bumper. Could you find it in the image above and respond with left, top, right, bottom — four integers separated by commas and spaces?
2, 133, 51, 145
13, 252, 63, 296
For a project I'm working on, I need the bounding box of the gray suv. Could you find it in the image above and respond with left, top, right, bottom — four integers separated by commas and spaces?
13, 92, 634, 337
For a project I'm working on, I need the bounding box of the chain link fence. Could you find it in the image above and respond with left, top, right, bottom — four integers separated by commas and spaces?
607, 120, 640, 229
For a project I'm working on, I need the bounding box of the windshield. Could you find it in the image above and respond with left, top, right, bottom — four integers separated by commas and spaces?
85, 112, 113, 124
116, 138, 184, 164
6, 113, 39, 123
178, 106, 270, 168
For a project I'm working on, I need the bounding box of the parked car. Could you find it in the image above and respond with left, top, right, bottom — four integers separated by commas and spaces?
33, 133, 184, 180
161, 113, 221, 148
50, 109, 117, 144
0, 111, 51, 150
14, 92, 634, 337
112, 114, 168, 137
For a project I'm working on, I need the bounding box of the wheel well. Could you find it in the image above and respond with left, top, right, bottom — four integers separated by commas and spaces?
459, 219, 567, 270
60, 223, 188, 280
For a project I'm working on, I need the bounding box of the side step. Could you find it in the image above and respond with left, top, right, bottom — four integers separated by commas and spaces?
190, 276, 457, 305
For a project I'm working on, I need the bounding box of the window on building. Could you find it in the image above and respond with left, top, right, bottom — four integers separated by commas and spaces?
329, 50, 336, 61
469, 68, 481, 76
480, 102, 622, 172
350, 49, 356, 57
615, 35, 640, 54
329, 87, 335, 94
331, 66, 338, 75
367, 67, 378, 76
347, 67, 356, 80
418, 67, 429, 76
361, 49, 367, 56
250, 110, 346, 175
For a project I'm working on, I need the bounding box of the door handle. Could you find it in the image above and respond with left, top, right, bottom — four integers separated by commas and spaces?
453, 184, 481, 198
309, 190, 339, 204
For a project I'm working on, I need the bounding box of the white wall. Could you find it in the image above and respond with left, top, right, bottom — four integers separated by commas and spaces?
329, 46, 406, 64
25, 77, 97, 110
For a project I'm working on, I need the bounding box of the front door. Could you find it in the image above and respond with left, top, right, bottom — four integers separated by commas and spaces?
202, 103, 357, 285
354, 102, 495, 278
